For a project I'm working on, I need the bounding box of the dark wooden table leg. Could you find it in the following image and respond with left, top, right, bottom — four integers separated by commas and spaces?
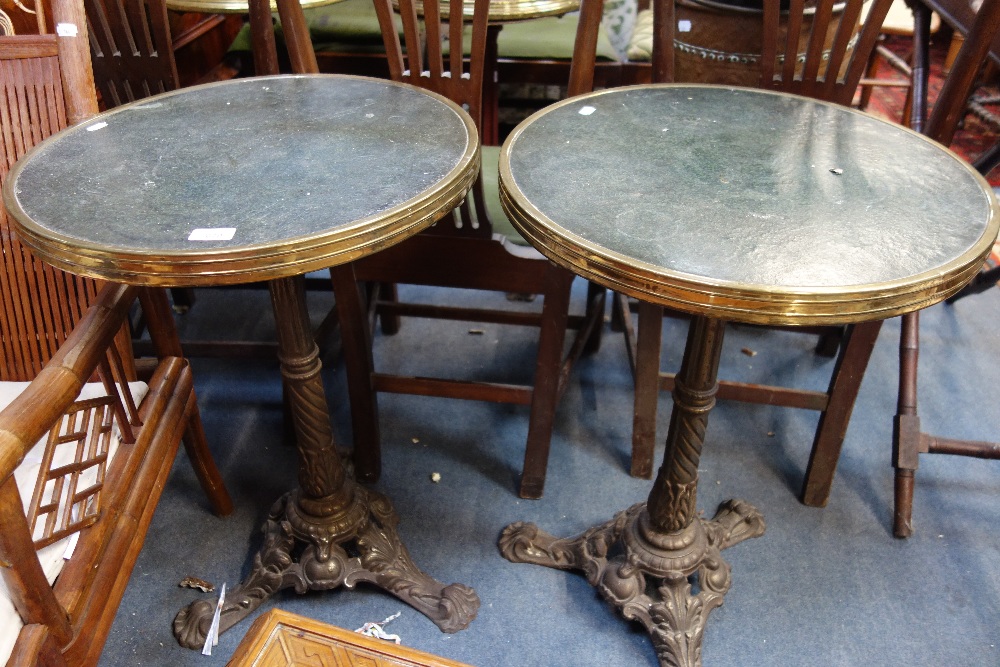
173, 274, 479, 649
499, 315, 765, 667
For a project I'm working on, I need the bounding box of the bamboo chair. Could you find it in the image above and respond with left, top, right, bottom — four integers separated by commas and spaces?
322, 0, 608, 498
877, 0, 1000, 537
0, 2, 232, 662
624, 0, 896, 505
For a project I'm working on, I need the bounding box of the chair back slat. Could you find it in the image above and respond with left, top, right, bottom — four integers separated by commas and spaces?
780, 0, 806, 84
801, 0, 835, 83
819, 0, 864, 98
759, 0, 779, 85
424, 0, 444, 83
751, 0, 894, 105
449, 0, 464, 97
85, 0, 178, 106
373, 0, 489, 129
373, 0, 406, 81
0, 36, 100, 382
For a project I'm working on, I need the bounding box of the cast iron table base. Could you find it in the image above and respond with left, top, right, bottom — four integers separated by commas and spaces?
174, 276, 480, 648
499, 316, 765, 667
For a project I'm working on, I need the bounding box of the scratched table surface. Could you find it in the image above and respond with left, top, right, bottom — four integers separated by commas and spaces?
499, 84, 1000, 325
4, 74, 478, 286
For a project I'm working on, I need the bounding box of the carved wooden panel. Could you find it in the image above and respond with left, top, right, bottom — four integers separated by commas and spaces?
228, 609, 474, 667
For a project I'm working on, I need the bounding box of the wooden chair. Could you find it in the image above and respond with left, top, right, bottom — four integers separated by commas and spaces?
856, 0, 942, 125
624, 0, 895, 506
878, 0, 1000, 537
323, 0, 608, 499
933, 0, 1000, 305
85, 0, 178, 105
0, 1, 233, 662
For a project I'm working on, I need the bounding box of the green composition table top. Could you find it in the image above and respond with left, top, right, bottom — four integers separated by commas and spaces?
500, 84, 1000, 325
5, 75, 479, 286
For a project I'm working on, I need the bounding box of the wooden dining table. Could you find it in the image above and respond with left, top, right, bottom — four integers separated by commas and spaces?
3, 73, 481, 648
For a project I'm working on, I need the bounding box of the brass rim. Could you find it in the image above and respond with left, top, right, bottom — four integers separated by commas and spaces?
164, 0, 337, 13
499, 84, 1000, 326
681, 0, 848, 16
5, 74, 480, 287
398, 0, 579, 22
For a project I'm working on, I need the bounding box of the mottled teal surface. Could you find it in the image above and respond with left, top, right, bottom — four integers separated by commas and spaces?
9, 75, 470, 254
505, 85, 995, 289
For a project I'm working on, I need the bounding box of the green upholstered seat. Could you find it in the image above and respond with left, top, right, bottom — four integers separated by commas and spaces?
442, 12, 618, 61
496, 14, 619, 61
479, 145, 527, 244
299, 0, 398, 52
229, 0, 396, 54
230, 2, 616, 62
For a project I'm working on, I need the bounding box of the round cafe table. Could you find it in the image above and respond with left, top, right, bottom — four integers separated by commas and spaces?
496, 84, 999, 666
3, 74, 480, 648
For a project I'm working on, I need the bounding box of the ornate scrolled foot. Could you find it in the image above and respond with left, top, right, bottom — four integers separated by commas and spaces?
348, 486, 480, 633
175, 483, 481, 649
172, 599, 215, 650
173, 495, 298, 649
704, 499, 766, 551
499, 504, 637, 583
500, 500, 764, 667
434, 583, 481, 632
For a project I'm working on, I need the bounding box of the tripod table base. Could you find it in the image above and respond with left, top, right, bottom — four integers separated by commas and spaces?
499, 499, 764, 667
174, 480, 480, 649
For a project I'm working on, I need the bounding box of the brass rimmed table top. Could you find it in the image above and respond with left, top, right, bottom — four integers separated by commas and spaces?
403, 0, 580, 22
499, 84, 1000, 326
164, 0, 337, 13
4, 74, 479, 287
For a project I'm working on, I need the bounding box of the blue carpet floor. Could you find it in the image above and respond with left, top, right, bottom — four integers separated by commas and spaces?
99, 279, 1000, 666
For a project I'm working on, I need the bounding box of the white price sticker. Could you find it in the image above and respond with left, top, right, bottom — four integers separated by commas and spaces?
188, 228, 236, 241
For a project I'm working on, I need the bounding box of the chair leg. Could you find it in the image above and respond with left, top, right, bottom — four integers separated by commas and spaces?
610, 291, 627, 332
801, 320, 883, 507
814, 325, 844, 358
169, 287, 196, 313
858, 41, 881, 110
139, 286, 233, 515
892, 311, 921, 538
519, 264, 574, 499
631, 300, 663, 479
330, 263, 382, 483
377, 282, 401, 335
582, 282, 605, 355
182, 395, 234, 516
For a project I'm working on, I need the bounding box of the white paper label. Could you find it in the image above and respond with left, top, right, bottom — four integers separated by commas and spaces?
55, 23, 78, 36
678, 20, 692, 32
188, 228, 236, 241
